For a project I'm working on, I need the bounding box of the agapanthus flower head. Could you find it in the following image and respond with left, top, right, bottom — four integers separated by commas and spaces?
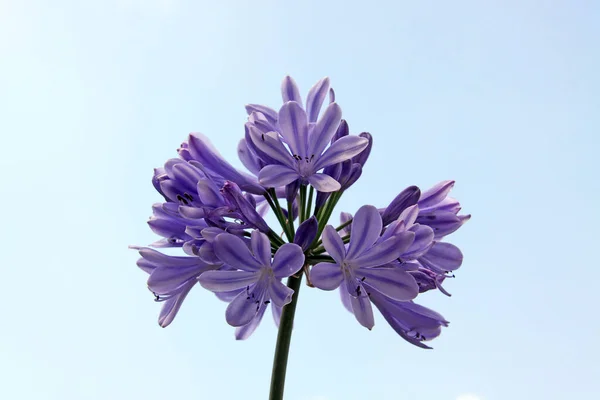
131, 75, 470, 350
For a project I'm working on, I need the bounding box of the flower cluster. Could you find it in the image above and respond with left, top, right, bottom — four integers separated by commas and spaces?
132, 76, 469, 347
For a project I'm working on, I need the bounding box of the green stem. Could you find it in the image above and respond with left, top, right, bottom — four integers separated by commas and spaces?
306, 186, 314, 218
269, 274, 303, 400
266, 189, 293, 242
299, 185, 307, 222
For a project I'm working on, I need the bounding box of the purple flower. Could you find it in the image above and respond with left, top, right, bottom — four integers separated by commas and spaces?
180, 133, 265, 195
369, 290, 449, 349
310, 205, 419, 329
417, 180, 471, 239
133, 246, 222, 327
245, 77, 370, 192
198, 231, 304, 328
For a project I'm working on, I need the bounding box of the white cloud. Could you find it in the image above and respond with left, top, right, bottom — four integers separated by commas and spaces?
456, 394, 482, 400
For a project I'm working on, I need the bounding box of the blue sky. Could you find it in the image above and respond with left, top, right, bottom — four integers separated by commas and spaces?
1, 0, 599, 399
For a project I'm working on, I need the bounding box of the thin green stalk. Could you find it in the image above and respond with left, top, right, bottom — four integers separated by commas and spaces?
299, 185, 307, 222
306, 186, 314, 218
268, 274, 303, 400
266, 189, 294, 242
286, 198, 296, 239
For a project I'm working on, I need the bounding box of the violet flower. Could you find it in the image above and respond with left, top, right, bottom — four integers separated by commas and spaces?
198, 231, 304, 327
310, 205, 419, 329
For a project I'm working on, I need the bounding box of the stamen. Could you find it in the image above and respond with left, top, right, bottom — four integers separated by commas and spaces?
184, 193, 193, 201
264, 300, 270, 305
176, 194, 189, 205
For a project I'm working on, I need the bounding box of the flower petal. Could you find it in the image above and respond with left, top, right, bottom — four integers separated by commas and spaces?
187, 133, 264, 195
381, 186, 421, 226
353, 232, 415, 268
250, 230, 272, 267
158, 280, 196, 327
307, 173, 341, 192
359, 268, 419, 301
278, 101, 308, 157
418, 180, 455, 209
321, 225, 346, 263
306, 77, 330, 123
247, 127, 295, 168
346, 205, 382, 259
237, 139, 262, 175
271, 243, 305, 279
213, 233, 262, 271
419, 242, 463, 272
310, 262, 343, 290
281, 76, 302, 103
309, 102, 342, 156
198, 270, 258, 292
225, 289, 261, 327
258, 165, 299, 188
235, 302, 268, 340
402, 224, 435, 259
314, 135, 369, 171
245, 104, 278, 125
293, 216, 318, 251
416, 211, 462, 239
350, 295, 374, 330
148, 265, 206, 294
268, 279, 295, 307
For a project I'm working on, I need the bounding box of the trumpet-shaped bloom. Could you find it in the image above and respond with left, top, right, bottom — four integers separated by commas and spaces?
199, 231, 304, 327
310, 205, 419, 329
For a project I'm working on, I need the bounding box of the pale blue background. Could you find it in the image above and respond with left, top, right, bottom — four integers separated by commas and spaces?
1, 1, 598, 399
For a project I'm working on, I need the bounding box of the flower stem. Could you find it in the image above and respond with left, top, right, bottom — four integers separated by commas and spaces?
269, 273, 303, 400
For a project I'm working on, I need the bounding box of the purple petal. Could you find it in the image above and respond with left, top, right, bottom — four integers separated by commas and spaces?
278, 101, 308, 157
402, 224, 435, 259
187, 133, 264, 195
196, 180, 222, 207
314, 135, 369, 171
308, 102, 342, 157
353, 232, 415, 268
235, 302, 268, 340
226, 289, 261, 327
213, 233, 262, 271
258, 165, 299, 188
148, 265, 206, 294
309, 262, 343, 290
268, 279, 295, 307
272, 305, 282, 327
346, 205, 383, 259
158, 280, 196, 327
237, 139, 262, 175
250, 230, 271, 266
307, 173, 341, 192
359, 268, 419, 301
332, 119, 349, 142
245, 104, 278, 125
352, 132, 372, 167
339, 287, 353, 313
221, 181, 270, 233
350, 295, 374, 330
329, 87, 335, 103
416, 211, 462, 239
419, 242, 463, 272
321, 225, 346, 263
382, 186, 421, 226
247, 127, 295, 168
306, 77, 330, 123
198, 270, 258, 292
398, 204, 419, 227
281, 76, 302, 103
418, 180, 455, 209
339, 211, 353, 236
293, 216, 318, 251
178, 205, 207, 219
271, 243, 305, 279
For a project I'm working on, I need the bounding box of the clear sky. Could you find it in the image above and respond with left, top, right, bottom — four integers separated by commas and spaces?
1, 0, 599, 399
